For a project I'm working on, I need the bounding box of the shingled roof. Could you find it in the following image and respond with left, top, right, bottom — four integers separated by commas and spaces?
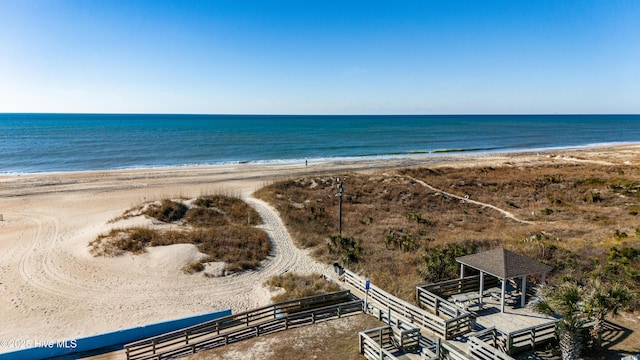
456, 248, 552, 279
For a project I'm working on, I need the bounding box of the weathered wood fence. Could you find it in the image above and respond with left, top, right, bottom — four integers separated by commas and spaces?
125, 290, 360, 360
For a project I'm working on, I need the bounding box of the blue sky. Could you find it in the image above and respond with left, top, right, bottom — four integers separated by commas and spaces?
1, 1, 639, 114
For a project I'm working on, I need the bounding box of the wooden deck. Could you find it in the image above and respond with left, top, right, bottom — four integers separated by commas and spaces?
445, 295, 559, 356
471, 296, 559, 334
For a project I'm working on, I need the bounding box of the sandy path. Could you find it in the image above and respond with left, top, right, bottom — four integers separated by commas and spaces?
0, 164, 341, 351
405, 176, 534, 224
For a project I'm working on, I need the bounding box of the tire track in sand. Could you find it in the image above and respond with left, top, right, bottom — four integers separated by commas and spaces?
9, 194, 332, 319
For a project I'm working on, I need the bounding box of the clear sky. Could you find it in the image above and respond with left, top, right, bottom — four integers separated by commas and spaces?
1, 1, 639, 115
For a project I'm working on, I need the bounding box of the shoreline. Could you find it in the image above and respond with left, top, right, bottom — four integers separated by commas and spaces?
0, 143, 639, 352
2, 141, 639, 178
2, 142, 639, 177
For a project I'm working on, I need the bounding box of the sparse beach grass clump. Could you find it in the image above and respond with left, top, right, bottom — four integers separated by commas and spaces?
143, 199, 188, 223
265, 273, 341, 303
90, 195, 269, 273
255, 163, 640, 304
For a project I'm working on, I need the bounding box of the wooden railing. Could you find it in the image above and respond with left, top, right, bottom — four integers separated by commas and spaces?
367, 300, 440, 357
504, 320, 558, 354
359, 325, 428, 360
468, 328, 514, 360
359, 326, 402, 360
344, 270, 473, 340
417, 275, 500, 299
416, 286, 466, 318
468, 320, 558, 356
439, 341, 471, 360
125, 290, 358, 360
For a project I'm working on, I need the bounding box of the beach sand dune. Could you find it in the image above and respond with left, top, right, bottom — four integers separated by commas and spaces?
0, 145, 638, 350
0, 164, 334, 347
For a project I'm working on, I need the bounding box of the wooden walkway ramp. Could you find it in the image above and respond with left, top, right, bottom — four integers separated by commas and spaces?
124, 290, 361, 360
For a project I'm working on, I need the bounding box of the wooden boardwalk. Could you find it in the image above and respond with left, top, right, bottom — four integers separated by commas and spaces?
472, 296, 559, 334
445, 295, 559, 356
124, 291, 361, 360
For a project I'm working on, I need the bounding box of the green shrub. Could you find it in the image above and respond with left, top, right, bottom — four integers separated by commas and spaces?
384, 230, 420, 252
406, 212, 436, 227
417, 242, 478, 282
327, 235, 363, 265
614, 229, 629, 240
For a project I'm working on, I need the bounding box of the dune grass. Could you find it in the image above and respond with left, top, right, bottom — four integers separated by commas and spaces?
255, 163, 640, 305
90, 195, 269, 273
265, 273, 341, 303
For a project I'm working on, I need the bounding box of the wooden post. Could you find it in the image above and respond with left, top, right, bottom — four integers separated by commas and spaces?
460, 264, 465, 279
479, 272, 485, 306
501, 278, 506, 313
434, 297, 439, 316
521, 275, 527, 308
530, 328, 536, 349
445, 321, 449, 340
492, 328, 497, 348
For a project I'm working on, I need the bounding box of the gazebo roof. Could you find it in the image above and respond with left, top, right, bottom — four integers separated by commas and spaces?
456, 248, 552, 279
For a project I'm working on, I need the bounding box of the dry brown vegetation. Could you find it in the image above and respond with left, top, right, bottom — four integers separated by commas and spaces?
255, 163, 640, 305
90, 195, 270, 272
265, 273, 341, 303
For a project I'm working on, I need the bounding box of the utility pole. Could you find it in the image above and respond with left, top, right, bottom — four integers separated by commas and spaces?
336, 178, 344, 235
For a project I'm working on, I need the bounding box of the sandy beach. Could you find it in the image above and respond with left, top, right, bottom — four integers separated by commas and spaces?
1, 145, 639, 351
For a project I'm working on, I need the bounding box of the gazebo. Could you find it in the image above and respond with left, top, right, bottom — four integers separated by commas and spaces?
456, 248, 552, 312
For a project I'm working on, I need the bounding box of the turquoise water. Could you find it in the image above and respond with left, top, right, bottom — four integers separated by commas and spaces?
0, 114, 639, 174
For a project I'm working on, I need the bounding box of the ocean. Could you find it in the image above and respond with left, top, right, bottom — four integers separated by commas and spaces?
0, 114, 639, 174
